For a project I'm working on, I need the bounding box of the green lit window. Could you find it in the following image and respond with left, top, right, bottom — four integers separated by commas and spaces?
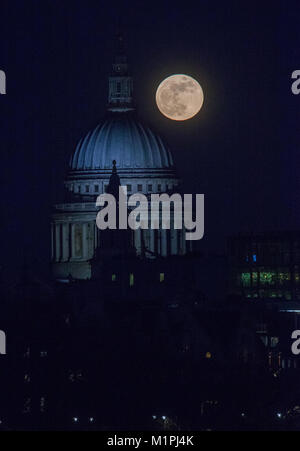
260, 271, 276, 286
129, 273, 134, 287
160, 273, 165, 283
112, 274, 116, 282
278, 271, 291, 284
241, 273, 251, 287
252, 272, 258, 286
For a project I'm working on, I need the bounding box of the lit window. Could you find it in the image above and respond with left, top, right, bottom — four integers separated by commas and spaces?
260, 271, 276, 286
69, 372, 75, 382
206, 352, 212, 359
24, 374, 31, 383
94, 185, 99, 193
137, 184, 143, 192
160, 273, 165, 282
241, 273, 251, 287
76, 370, 83, 380
252, 272, 258, 286
112, 274, 116, 282
278, 271, 291, 284
23, 398, 31, 414
40, 397, 46, 413
253, 254, 257, 262
129, 273, 134, 287
40, 351, 47, 358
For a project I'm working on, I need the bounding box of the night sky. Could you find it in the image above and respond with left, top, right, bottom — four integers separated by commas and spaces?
0, 0, 299, 280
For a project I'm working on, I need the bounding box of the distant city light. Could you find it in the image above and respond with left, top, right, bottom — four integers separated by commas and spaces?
89, 417, 94, 423
277, 413, 282, 419
280, 310, 300, 313
162, 416, 166, 420
73, 417, 79, 423
152, 415, 157, 420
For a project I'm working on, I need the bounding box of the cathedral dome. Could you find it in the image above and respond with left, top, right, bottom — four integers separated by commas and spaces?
69, 113, 175, 172
52, 41, 188, 282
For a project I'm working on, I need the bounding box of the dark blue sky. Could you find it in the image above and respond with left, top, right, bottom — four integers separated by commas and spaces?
0, 0, 299, 276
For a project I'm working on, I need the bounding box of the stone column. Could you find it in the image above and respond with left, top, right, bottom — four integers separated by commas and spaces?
181, 229, 186, 254
55, 224, 61, 262
134, 228, 142, 255
157, 230, 161, 255
87, 223, 94, 257
83, 223, 88, 259
71, 223, 76, 259
161, 229, 168, 257
62, 223, 69, 261
51, 224, 54, 261
171, 229, 178, 255
145, 229, 151, 253
94, 223, 98, 249
149, 229, 155, 254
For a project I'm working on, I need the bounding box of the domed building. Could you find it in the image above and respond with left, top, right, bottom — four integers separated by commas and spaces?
51, 42, 189, 280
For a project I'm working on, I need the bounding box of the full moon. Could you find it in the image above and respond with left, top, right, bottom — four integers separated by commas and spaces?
156, 74, 204, 121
